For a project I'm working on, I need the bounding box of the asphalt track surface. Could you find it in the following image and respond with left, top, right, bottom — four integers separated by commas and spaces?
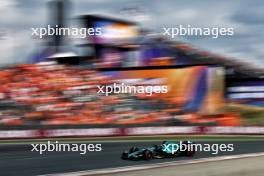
1, 140, 264, 176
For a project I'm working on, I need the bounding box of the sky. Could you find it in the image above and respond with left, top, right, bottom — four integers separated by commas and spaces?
0, 0, 263, 68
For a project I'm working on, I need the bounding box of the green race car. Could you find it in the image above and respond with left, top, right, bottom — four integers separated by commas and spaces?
121, 141, 195, 160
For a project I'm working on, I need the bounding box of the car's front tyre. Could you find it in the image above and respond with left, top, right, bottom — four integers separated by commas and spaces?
143, 150, 153, 160
121, 151, 129, 159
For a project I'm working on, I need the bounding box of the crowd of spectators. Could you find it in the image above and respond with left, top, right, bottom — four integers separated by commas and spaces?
0, 62, 172, 126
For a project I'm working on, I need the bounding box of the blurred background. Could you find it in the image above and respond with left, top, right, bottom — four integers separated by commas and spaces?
1, 1, 264, 176
0, 0, 264, 131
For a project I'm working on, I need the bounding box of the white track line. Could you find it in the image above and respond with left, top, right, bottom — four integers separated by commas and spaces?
43, 152, 264, 176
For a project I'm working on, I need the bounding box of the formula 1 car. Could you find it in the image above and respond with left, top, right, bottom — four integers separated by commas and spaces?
121, 141, 195, 160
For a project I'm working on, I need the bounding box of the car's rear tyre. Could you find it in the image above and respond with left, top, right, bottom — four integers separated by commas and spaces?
143, 150, 153, 160
182, 141, 195, 157
185, 150, 195, 157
